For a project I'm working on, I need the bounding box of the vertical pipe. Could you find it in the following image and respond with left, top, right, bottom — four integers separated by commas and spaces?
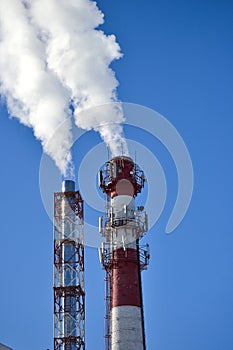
137, 240, 146, 350
62, 181, 77, 348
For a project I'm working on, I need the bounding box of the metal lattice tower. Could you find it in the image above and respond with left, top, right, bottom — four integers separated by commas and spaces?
54, 180, 85, 350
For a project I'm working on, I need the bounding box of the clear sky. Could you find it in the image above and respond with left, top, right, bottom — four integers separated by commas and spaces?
0, 0, 233, 349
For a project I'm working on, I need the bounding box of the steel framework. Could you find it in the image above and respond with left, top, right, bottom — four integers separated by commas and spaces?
54, 188, 85, 350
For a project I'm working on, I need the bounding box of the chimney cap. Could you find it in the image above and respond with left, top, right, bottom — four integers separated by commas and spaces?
62, 180, 75, 192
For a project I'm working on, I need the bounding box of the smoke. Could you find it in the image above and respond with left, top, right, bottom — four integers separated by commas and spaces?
0, 0, 128, 177
26, 0, 128, 156
0, 0, 73, 177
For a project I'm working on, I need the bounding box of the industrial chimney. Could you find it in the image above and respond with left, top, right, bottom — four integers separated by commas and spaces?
98, 156, 150, 350
53, 180, 85, 350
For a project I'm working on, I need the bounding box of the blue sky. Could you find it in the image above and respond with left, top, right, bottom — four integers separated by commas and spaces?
0, 1, 233, 349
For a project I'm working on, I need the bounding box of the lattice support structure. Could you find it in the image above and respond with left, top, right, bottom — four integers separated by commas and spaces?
54, 180, 85, 350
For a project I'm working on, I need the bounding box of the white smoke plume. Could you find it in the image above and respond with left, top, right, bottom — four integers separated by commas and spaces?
0, 0, 128, 178
0, 0, 74, 177
26, 0, 128, 156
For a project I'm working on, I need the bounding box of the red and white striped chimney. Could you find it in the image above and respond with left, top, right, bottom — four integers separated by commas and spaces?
99, 156, 149, 350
